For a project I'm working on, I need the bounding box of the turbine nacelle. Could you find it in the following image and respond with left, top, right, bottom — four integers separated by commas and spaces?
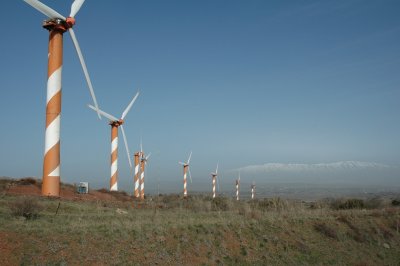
109, 119, 124, 127
141, 153, 151, 163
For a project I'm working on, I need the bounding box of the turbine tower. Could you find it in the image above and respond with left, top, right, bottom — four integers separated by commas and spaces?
24, 0, 100, 196
133, 151, 141, 198
88, 92, 139, 191
179, 151, 192, 198
236, 173, 240, 201
251, 181, 256, 200
211, 163, 219, 199
139, 146, 151, 200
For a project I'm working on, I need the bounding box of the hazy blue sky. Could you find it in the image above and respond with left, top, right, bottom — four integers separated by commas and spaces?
0, 0, 399, 194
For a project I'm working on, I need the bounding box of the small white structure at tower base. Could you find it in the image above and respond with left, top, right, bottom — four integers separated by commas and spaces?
77, 182, 89, 194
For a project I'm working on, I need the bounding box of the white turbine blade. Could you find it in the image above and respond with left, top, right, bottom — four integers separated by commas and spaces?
216, 163, 219, 175
70, 0, 85, 17
24, 0, 65, 19
87, 105, 118, 121
120, 125, 133, 172
146, 153, 152, 160
188, 167, 193, 183
187, 151, 192, 164
68, 28, 101, 119
121, 91, 140, 120
179, 162, 185, 166
140, 137, 143, 153
217, 176, 220, 192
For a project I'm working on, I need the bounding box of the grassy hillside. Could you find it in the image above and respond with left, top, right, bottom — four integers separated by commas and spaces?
0, 179, 400, 265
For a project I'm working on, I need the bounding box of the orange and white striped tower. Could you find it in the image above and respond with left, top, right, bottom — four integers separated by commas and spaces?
183, 165, 188, 197
139, 151, 151, 200
211, 163, 218, 199
212, 175, 216, 198
42, 21, 65, 196
251, 182, 256, 200
109, 120, 123, 191
139, 154, 145, 200
25, 0, 101, 197
133, 152, 140, 198
236, 174, 240, 201
179, 151, 192, 198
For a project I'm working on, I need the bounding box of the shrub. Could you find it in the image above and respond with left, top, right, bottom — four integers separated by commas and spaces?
364, 197, 383, 209
16, 178, 37, 186
185, 195, 211, 212
314, 222, 338, 239
391, 199, 400, 206
238, 202, 251, 217
211, 197, 230, 211
330, 198, 364, 210
256, 197, 289, 211
9, 196, 43, 219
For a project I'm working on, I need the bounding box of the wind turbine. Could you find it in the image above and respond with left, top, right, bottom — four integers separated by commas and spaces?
24, 0, 100, 196
179, 151, 192, 198
236, 172, 241, 201
139, 145, 151, 200
251, 181, 256, 200
211, 163, 219, 199
88, 92, 139, 191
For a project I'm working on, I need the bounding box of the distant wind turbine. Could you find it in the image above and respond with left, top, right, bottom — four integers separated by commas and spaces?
236, 173, 241, 201
88, 92, 139, 191
139, 142, 151, 200
211, 163, 219, 199
179, 152, 192, 198
251, 181, 256, 200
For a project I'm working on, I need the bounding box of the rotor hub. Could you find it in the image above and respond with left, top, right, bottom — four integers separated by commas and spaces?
65, 17, 76, 28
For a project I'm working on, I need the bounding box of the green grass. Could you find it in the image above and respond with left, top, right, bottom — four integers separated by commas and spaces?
0, 193, 399, 265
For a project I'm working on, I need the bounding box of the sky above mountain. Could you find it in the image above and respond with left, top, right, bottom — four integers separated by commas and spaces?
0, 0, 399, 194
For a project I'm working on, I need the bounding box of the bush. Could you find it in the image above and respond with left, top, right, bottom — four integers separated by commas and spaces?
9, 197, 43, 219
364, 197, 383, 209
211, 197, 231, 211
16, 178, 37, 186
256, 198, 289, 211
330, 198, 364, 210
391, 199, 400, 206
314, 222, 338, 239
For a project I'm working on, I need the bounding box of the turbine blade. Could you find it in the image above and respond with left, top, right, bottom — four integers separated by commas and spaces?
140, 137, 143, 153
188, 167, 193, 183
70, 0, 85, 17
216, 162, 219, 175
146, 153, 152, 160
24, 0, 65, 19
217, 176, 220, 192
187, 151, 192, 164
87, 105, 118, 121
68, 28, 101, 119
120, 125, 133, 172
121, 91, 139, 120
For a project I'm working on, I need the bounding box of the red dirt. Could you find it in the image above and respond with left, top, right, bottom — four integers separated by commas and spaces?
5, 179, 133, 203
